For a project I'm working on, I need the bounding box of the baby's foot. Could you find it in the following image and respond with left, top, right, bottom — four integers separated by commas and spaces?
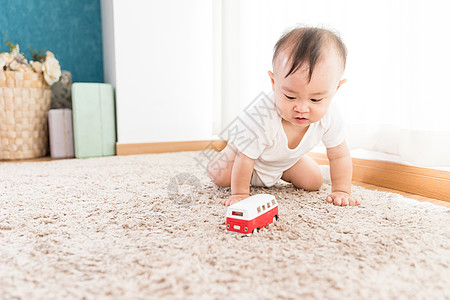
221, 194, 249, 206
326, 191, 360, 206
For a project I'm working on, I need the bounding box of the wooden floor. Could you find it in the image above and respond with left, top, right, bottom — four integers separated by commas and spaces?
1, 156, 449, 208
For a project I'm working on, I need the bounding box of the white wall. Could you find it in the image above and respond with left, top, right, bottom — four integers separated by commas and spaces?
110, 0, 213, 144
100, 0, 116, 88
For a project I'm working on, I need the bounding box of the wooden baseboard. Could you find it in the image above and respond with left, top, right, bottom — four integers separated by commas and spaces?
307, 152, 450, 202
116, 140, 450, 203
116, 140, 227, 155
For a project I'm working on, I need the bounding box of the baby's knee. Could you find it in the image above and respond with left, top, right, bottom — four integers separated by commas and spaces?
206, 162, 230, 188
310, 173, 324, 190
303, 170, 323, 191
206, 161, 218, 182
209, 174, 230, 188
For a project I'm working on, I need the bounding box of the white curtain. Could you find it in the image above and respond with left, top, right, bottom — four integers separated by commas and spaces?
215, 0, 450, 167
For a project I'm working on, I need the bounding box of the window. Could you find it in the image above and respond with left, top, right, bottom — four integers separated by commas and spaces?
271, 199, 276, 206
219, 1, 450, 167
267, 202, 270, 208
257, 207, 261, 214
232, 211, 243, 216
262, 204, 266, 210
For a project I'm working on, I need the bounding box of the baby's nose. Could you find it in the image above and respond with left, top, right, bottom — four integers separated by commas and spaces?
294, 103, 309, 113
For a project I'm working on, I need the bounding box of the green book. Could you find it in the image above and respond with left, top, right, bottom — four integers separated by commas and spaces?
72, 83, 116, 158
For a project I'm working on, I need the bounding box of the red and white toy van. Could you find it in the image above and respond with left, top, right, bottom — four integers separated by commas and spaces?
226, 194, 278, 236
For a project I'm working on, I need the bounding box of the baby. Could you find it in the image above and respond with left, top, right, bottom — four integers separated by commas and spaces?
207, 26, 360, 207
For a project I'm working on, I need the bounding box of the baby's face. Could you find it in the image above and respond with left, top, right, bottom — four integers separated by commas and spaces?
269, 48, 345, 129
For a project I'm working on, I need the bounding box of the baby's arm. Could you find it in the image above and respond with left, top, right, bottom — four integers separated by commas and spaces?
221, 150, 255, 206
326, 141, 360, 206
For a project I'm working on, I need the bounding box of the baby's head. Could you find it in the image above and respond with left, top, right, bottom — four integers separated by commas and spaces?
272, 26, 347, 82
269, 26, 347, 128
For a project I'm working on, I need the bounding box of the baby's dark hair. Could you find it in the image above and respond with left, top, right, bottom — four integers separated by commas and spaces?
273, 26, 347, 81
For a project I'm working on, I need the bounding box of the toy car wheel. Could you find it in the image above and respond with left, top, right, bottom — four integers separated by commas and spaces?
252, 228, 258, 235
273, 216, 277, 223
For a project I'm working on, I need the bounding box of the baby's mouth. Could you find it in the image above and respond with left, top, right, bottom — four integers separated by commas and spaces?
294, 117, 308, 123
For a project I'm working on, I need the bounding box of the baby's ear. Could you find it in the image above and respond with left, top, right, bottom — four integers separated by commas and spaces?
268, 71, 275, 90
337, 79, 347, 91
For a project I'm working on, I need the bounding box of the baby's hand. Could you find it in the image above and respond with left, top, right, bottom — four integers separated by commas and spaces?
326, 191, 360, 206
221, 194, 249, 206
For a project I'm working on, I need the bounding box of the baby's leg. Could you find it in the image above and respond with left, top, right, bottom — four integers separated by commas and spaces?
206, 143, 238, 187
281, 155, 323, 190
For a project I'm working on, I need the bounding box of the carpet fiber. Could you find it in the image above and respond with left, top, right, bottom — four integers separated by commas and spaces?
1, 151, 449, 299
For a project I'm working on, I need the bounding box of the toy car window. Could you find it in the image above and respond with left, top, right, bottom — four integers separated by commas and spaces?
257, 207, 261, 213
262, 204, 266, 210
267, 202, 270, 208
232, 211, 243, 216
272, 199, 276, 205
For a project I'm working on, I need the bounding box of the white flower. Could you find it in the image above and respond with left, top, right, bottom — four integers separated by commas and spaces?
46, 51, 55, 59
30, 61, 43, 73
9, 60, 21, 71
42, 51, 61, 85
16, 53, 28, 65
10, 44, 20, 58
0, 52, 12, 65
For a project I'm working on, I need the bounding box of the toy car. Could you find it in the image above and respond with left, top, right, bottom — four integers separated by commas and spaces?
225, 194, 278, 236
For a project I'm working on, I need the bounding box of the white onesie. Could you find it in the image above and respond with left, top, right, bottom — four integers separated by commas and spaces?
228, 93, 345, 187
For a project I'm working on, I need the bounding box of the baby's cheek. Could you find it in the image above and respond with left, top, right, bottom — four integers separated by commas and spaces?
274, 102, 286, 117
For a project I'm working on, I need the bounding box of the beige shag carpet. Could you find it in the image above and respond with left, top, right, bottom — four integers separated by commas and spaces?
0, 151, 449, 299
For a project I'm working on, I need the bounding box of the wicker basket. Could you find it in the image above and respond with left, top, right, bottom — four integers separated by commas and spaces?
0, 70, 51, 160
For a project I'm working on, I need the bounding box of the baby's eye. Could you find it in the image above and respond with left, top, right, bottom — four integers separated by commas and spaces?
284, 94, 296, 100
310, 98, 323, 102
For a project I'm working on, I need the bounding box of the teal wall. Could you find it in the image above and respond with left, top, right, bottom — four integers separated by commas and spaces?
0, 0, 104, 83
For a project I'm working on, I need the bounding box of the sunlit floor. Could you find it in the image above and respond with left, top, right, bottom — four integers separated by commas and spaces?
353, 181, 450, 208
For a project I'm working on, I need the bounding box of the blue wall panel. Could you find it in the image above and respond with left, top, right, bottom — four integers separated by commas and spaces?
0, 0, 104, 83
